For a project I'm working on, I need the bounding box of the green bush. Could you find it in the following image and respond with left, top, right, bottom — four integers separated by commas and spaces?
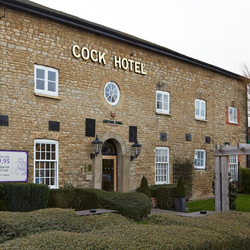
0, 184, 8, 211
136, 175, 151, 198
240, 168, 250, 193
48, 188, 151, 221
1, 209, 250, 249
149, 184, 176, 209
175, 176, 186, 198
47, 188, 76, 209
3, 183, 50, 212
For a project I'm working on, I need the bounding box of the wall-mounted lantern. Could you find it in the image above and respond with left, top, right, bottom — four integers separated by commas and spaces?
131, 140, 142, 161
90, 135, 103, 159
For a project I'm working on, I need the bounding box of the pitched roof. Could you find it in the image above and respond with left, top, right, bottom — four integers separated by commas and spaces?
0, 0, 243, 80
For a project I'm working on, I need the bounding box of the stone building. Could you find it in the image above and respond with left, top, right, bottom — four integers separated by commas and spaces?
0, 0, 248, 199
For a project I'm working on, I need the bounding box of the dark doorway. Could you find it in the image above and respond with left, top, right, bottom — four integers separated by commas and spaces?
102, 140, 117, 191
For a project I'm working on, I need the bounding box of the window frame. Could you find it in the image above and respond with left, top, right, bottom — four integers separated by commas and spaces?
228, 107, 238, 124
34, 139, 59, 189
34, 65, 59, 97
229, 155, 238, 181
155, 147, 169, 185
194, 149, 206, 170
156, 90, 170, 114
195, 99, 206, 120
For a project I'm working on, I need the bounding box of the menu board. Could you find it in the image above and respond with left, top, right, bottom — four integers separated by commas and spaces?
0, 150, 28, 182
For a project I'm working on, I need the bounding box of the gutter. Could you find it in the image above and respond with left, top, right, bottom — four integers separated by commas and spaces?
0, 0, 242, 81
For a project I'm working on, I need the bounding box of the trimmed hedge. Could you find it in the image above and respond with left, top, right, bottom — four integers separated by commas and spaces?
149, 184, 176, 209
240, 168, 250, 193
48, 188, 151, 221
0, 184, 8, 211
2, 183, 50, 212
1, 209, 250, 249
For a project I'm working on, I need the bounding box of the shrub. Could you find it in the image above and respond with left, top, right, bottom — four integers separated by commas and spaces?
101, 192, 151, 221
149, 184, 176, 209
2, 209, 250, 249
3, 183, 50, 212
240, 168, 250, 193
136, 175, 151, 198
48, 188, 151, 221
0, 184, 8, 211
175, 176, 186, 198
47, 188, 76, 209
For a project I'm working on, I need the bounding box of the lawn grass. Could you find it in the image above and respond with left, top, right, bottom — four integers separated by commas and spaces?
186, 198, 215, 212
236, 194, 250, 212
186, 194, 250, 213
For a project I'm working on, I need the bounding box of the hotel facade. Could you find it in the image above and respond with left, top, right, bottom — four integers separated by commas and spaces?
0, 0, 248, 199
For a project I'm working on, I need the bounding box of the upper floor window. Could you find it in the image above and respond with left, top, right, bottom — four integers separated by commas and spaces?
156, 91, 170, 114
194, 149, 206, 170
229, 155, 238, 181
155, 147, 169, 184
104, 81, 120, 106
34, 139, 59, 188
228, 107, 238, 124
34, 65, 59, 97
195, 99, 206, 120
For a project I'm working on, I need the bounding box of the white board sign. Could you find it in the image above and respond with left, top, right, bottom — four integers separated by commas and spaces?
0, 150, 28, 182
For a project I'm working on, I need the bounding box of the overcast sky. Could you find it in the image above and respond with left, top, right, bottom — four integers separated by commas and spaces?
31, 0, 250, 76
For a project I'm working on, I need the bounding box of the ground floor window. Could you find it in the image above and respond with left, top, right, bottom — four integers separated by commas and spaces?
155, 147, 169, 184
34, 139, 58, 188
229, 155, 238, 181
194, 149, 206, 169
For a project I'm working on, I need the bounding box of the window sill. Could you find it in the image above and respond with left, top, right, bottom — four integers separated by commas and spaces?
194, 167, 206, 170
156, 112, 171, 116
35, 93, 61, 100
195, 118, 207, 122
155, 182, 169, 185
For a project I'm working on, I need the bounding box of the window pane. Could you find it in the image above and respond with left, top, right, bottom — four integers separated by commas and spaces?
163, 94, 168, 102
201, 102, 205, 110
41, 144, 45, 151
52, 153, 55, 160
37, 68, 45, 79
36, 152, 40, 160
157, 101, 162, 109
36, 80, 45, 90
157, 93, 162, 102
48, 71, 56, 81
163, 102, 168, 110
41, 152, 45, 160
48, 81, 56, 92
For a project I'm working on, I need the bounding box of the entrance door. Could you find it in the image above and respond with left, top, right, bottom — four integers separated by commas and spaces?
102, 155, 117, 191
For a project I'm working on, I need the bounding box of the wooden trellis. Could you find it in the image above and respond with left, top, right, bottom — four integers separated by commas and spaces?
213, 143, 250, 212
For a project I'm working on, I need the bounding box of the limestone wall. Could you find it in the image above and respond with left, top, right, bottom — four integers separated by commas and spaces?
0, 6, 247, 199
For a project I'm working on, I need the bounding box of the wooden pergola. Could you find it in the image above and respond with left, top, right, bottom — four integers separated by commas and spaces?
213, 143, 250, 212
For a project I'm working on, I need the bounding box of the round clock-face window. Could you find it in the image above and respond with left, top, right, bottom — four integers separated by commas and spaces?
104, 81, 120, 106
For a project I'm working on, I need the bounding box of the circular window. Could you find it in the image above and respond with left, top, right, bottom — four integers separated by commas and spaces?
104, 81, 120, 106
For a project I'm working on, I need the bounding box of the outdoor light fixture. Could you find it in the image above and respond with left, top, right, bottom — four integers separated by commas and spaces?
131, 140, 142, 161
90, 135, 103, 159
